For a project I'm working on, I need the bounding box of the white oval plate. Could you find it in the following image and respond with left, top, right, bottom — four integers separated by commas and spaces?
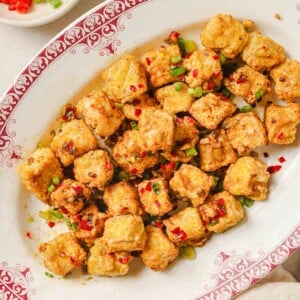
0, 0, 79, 27
0, 0, 299, 299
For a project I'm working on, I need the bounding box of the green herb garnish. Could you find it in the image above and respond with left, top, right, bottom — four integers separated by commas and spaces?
241, 105, 253, 113
174, 82, 183, 92
151, 182, 160, 195
185, 147, 198, 156
237, 196, 255, 208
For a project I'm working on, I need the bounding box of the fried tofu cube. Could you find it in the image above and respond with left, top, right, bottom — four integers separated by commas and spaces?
76, 90, 124, 137
122, 94, 157, 121
137, 178, 173, 216
87, 238, 132, 276
222, 112, 267, 155
183, 49, 223, 90
189, 93, 236, 130
265, 103, 300, 144
138, 107, 174, 152
223, 156, 270, 200
112, 130, 159, 175
141, 45, 182, 87
270, 59, 300, 103
18, 147, 63, 204
74, 150, 114, 190
201, 14, 248, 59
198, 191, 244, 233
103, 181, 143, 216
50, 119, 98, 167
154, 83, 193, 114
242, 33, 285, 72
224, 65, 271, 104
102, 215, 147, 252
141, 226, 179, 271
199, 129, 237, 172
101, 54, 147, 104
169, 164, 215, 207
163, 207, 209, 247
39, 232, 86, 276
49, 179, 91, 215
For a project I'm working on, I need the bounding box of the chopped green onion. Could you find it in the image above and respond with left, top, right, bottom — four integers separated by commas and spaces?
174, 82, 183, 92
119, 170, 129, 181
130, 155, 136, 163
214, 180, 223, 193
241, 105, 253, 113
255, 88, 265, 101
209, 220, 219, 226
171, 55, 182, 64
185, 147, 198, 156
45, 272, 54, 278
181, 247, 196, 260
151, 182, 160, 195
37, 142, 44, 149
219, 53, 226, 65
66, 219, 78, 231
188, 87, 203, 98
237, 196, 255, 208
213, 176, 220, 184
39, 209, 63, 221
184, 40, 197, 53
52, 176, 61, 186
47, 0, 62, 9
47, 184, 56, 193
170, 65, 186, 77
130, 121, 138, 130
221, 87, 231, 98
177, 37, 186, 56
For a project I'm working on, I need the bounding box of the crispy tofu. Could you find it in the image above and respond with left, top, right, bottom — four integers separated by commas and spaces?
141, 226, 179, 271
76, 90, 124, 137
154, 83, 193, 114
163, 207, 209, 247
183, 48, 223, 90
223, 156, 270, 200
189, 93, 236, 130
265, 103, 300, 144
222, 112, 268, 155
102, 215, 147, 252
141, 45, 182, 87
103, 181, 143, 216
49, 179, 91, 215
39, 232, 86, 276
87, 238, 132, 276
73, 150, 114, 190
199, 129, 237, 172
169, 164, 215, 207
50, 119, 98, 167
198, 191, 244, 233
270, 59, 300, 103
112, 130, 159, 175
101, 54, 148, 104
242, 33, 285, 72
137, 178, 173, 216
201, 14, 248, 59
224, 65, 271, 104
18, 147, 63, 204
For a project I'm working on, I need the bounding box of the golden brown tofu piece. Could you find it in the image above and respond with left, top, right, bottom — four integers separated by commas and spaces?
76, 90, 124, 137
223, 156, 270, 200
141, 226, 179, 271
39, 232, 86, 276
270, 59, 300, 103
183, 49, 223, 90
103, 181, 143, 216
189, 93, 236, 130
87, 238, 132, 276
70, 204, 107, 247
198, 191, 244, 233
50, 119, 98, 167
101, 54, 148, 104
137, 178, 173, 216
141, 45, 182, 87
169, 164, 215, 207
264, 103, 300, 144
112, 130, 159, 175
102, 215, 147, 252
163, 207, 209, 247
222, 112, 267, 155
49, 179, 91, 215
154, 83, 193, 114
201, 14, 248, 59
138, 107, 174, 152
74, 150, 114, 190
224, 65, 271, 105
18, 147, 63, 204
122, 94, 157, 121
242, 33, 285, 72
199, 129, 237, 172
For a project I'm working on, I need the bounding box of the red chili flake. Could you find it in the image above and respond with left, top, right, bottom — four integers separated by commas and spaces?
186, 116, 195, 123
175, 117, 183, 124
138, 83, 144, 89
140, 151, 147, 158
277, 132, 284, 140
228, 73, 234, 81
278, 156, 286, 163
108, 252, 115, 258
105, 162, 112, 171
192, 69, 199, 78
79, 220, 93, 231
168, 161, 175, 170
213, 55, 219, 60
216, 208, 225, 218
160, 163, 167, 171
130, 85, 137, 92
47, 222, 55, 228
60, 207, 68, 214
140, 188, 145, 194
62, 140, 75, 154
171, 227, 187, 240
179, 74, 186, 81
202, 219, 208, 226
134, 108, 142, 116
184, 53, 192, 59
212, 71, 221, 78
131, 168, 138, 174
263, 152, 269, 158
169, 30, 180, 40
267, 165, 282, 174
236, 75, 247, 84
145, 182, 152, 191
154, 220, 163, 228
207, 81, 214, 90
70, 257, 81, 267
62, 106, 77, 122
154, 200, 161, 208
72, 185, 83, 194
118, 257, 130, 264
217, 198, 224, 206
25, 231, 32, 239
145, 57, 152, 66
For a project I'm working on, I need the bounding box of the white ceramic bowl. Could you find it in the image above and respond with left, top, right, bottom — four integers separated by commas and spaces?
0, 0, 79, 27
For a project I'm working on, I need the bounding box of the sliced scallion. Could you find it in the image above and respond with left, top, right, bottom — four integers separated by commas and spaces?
151, 182, 160, 195
255, 88, 265, 101
184, 40, 197, 53
241, 105, 253, 113
170, 65, 186, 77
174, 82, 183, 92
171, 55, 181, 64
188, 87, 203, 98
185, 147, 198, 156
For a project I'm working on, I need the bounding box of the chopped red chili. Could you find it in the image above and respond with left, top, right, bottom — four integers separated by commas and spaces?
187, 116, 195, 123
134, 108, 142, 116
140, 188, 145, 194
212, 71, 221, 78
228, 73, 234, 81
72, 185, 83, 194
47, 222, 56, 228
278, 156, 286, 163
105, 162, 112, 171
79, 220, 93, 231
171, 227, 187, 240
277, 132, 284, 140
145, 182, 152, 191
130, 85, 137, 92
138, 83, 144, 89
161, 163, 167, 171
118, 257, 130, 264
236, 75, 247, 84
62, 140, 75, 154
213, 55, 219, 60
131, 168, 138, 174
140, 151, 147, 158
192, 69, 199, 78
207, 81, 214, 90
216, 208, 225, 217
154, 200, 161, 208
154, 220, 163, 228
175, 117, 183, 124
108, 252, 115, 258
168, 161, 175, 170
62, 106, 77, 122
267, 165, 282, 174
217, 198, 224, 206
60, 207, 68, 214
70, 257, 81, 267
25, 231, 32, 239
145, 57, 152, 66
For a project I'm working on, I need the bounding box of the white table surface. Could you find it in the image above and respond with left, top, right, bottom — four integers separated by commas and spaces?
0, 0, 299, 287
